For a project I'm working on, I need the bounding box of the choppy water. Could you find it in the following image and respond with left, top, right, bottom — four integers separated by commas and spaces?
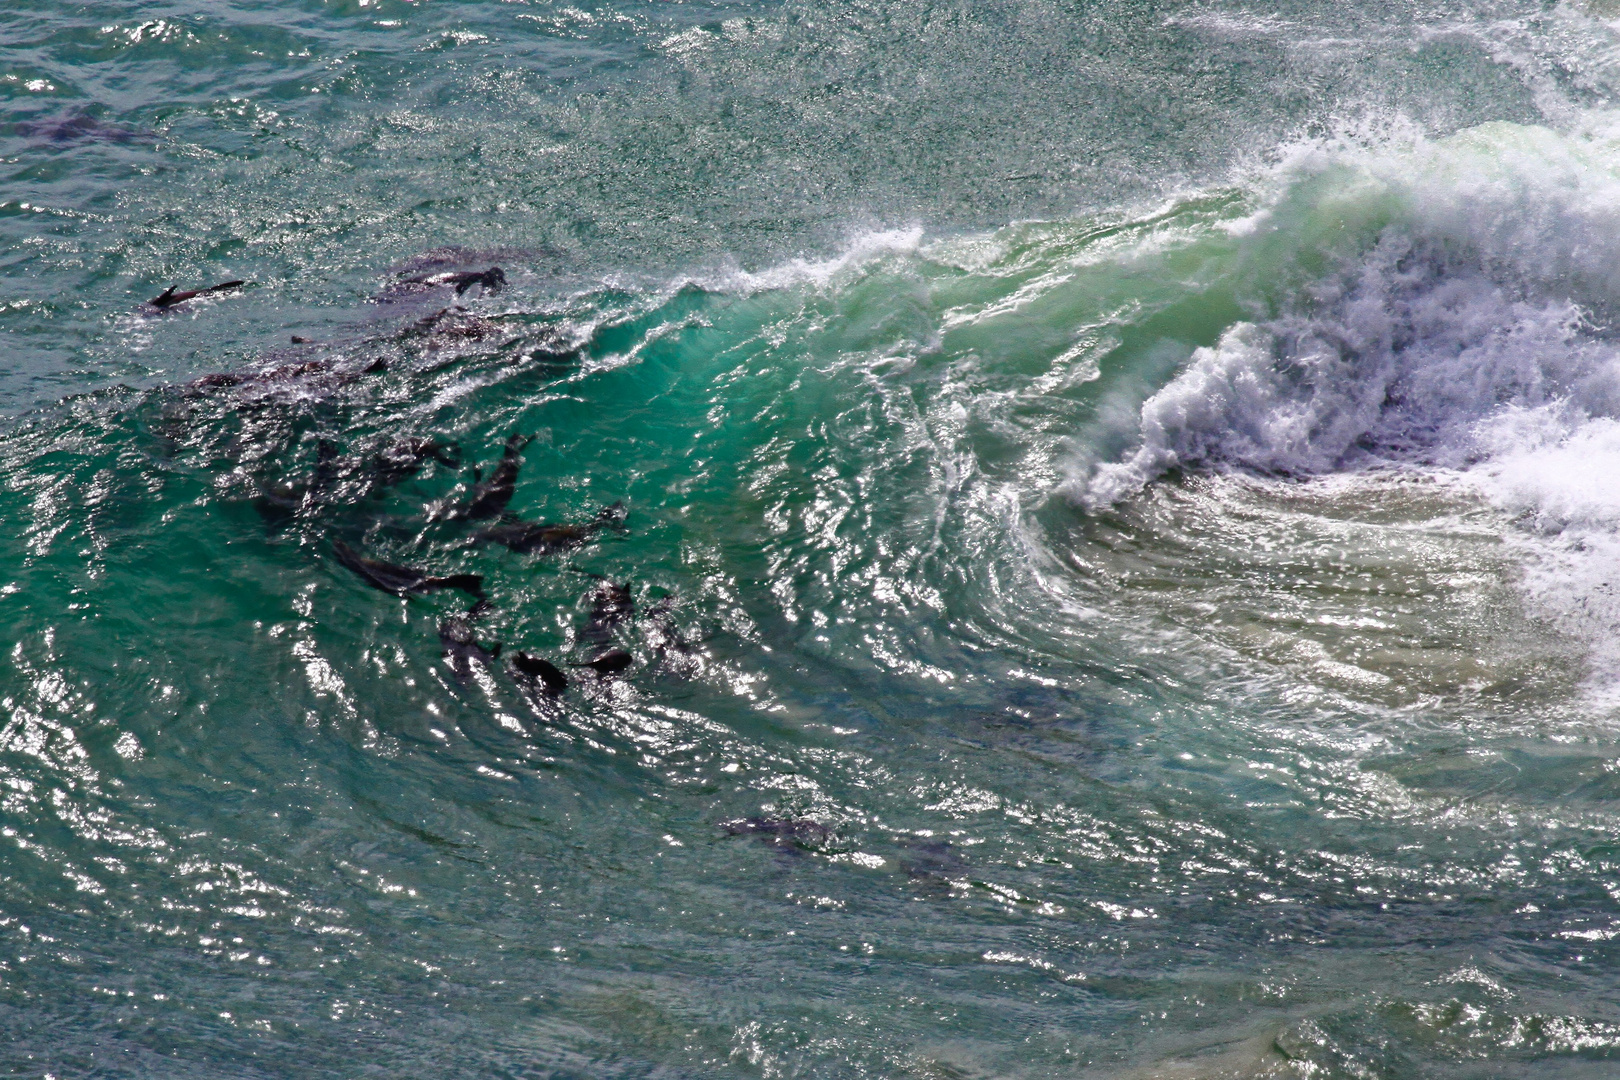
10, 1, 1620, 1077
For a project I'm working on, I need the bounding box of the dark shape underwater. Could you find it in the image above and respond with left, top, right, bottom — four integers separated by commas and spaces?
440, 613, 502, 681
331, 539, 484, 600
444, 434, 532, 521
149, 281, 246, 308
479, 502, 626, 556
510, 652, 569, 695
571, 649, 633, 676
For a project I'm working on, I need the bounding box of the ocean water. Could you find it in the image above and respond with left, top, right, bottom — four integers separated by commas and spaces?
10, 0, 1620, 1076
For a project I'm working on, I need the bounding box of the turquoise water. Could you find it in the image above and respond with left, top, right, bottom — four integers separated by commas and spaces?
10, 1, 1620, 1076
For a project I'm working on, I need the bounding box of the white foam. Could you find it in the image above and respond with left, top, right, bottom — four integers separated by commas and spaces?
681, 226, 925, 296
1078, 254, 1606, 508
1468, 412, 1620, 706
1070, 117, 1620, 701
1475, 411, 1620, 532
1162, 10, 1294, 40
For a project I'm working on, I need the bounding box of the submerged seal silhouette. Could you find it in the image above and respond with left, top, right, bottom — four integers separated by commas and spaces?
439, 613, 502, 680
510, 652, 569, 695
443, 434, 532, 520
331, 539, 484, 600
570, 649, 633, 676
149, 280, 245, 308
479, 502, 626, 556
578, 579, 633, 648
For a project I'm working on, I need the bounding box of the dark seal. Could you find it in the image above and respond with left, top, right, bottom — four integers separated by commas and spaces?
149, 281, 245, 308
331, 539, 484, 600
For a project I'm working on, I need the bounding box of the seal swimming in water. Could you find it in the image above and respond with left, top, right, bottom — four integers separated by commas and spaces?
381, 267, 506, 302
331, 539, 484, 600
442, 434, 531, 520
14, 110, 154, 146
559, 579, 637, 676
439, 613, 502, 681
367, 437, 461, 492
442, 267, 506, 296
405, 307, 502, 344
260, 437, 457, 521
510, 652, 568, 696
406, 267, 505, 295
255, 439, 342, 523
719, 817, 832, 850
478, 502, 626, 556
149, 280, 246, 308
570, 649, 632, 676
578, 578, 633, 647
642, 595, 697, 670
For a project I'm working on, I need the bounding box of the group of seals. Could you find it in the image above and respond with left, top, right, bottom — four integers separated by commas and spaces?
142, 259, 664, 701
306, 431, 643, 698
142, 261, 506, 315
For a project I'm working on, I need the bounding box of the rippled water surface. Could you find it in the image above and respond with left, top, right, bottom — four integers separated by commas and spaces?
10, 1, 1620, 1077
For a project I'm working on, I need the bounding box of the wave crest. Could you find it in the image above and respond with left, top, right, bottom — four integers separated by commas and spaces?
1075, 120, 1620, 511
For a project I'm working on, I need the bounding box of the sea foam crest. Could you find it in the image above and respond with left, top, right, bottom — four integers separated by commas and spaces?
1076, 116, 1620, 700
1076, 119, 1620, 511
689, 227, 925, 296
